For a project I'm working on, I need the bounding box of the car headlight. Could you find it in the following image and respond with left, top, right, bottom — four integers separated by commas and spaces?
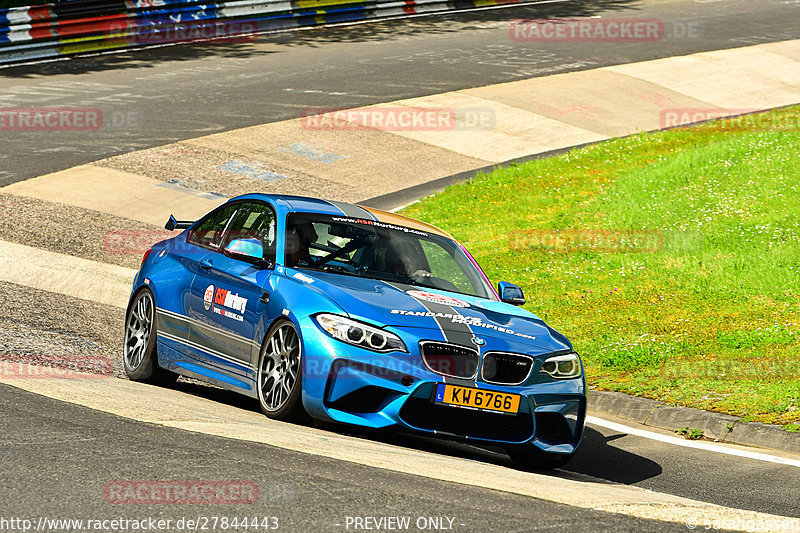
314, 314, 407, 353
540, 353, 582, 379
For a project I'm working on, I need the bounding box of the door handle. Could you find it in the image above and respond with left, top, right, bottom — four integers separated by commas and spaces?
200, 259, 213, 270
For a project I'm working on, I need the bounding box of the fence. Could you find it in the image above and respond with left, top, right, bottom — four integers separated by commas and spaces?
0, 0, 523, 64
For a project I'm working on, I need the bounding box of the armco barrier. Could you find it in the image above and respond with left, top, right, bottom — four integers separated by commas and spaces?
0, 0, 524, 64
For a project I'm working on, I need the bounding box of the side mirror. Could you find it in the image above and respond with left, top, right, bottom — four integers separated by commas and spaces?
498, 281, 525, 306
225, 239, 265, 262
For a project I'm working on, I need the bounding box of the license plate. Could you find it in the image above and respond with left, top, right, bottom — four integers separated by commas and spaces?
434, 384, 520, 414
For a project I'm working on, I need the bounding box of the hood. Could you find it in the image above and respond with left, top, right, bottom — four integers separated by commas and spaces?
286, 268, 571, 354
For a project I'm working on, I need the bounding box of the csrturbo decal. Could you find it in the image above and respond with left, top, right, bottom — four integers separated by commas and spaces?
204, 284, 248, 321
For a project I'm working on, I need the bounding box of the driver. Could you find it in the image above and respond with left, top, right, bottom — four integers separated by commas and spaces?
390, 253, 432, 282
285, 222, 317, 267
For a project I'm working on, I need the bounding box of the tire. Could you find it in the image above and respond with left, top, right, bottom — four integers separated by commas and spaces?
123, 288, 177, 385
257, 319, 307, 421
507, 447, 574, 471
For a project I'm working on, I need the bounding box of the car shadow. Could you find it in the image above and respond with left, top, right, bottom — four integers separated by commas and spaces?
2, 0, 643, 77
167, 377, 662, 485
562, 426, 663, 483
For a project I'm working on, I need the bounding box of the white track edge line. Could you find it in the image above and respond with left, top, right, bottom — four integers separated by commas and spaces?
586, 415, 800, 468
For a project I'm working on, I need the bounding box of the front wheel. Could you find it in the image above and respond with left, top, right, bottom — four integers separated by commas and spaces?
507, 446, 574, 471
123, 288, 177, 385
257, 319, 306, 421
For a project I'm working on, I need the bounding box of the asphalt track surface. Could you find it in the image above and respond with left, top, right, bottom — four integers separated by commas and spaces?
2, 376, 799, 526
1, 383, 683, 532
1, 0, 800, 185
2, 0, 800, 528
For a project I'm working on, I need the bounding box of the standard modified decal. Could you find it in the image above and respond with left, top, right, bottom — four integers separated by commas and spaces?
204, 284, 248, 322
390, 309, 536, 341
406, 290, 471, 308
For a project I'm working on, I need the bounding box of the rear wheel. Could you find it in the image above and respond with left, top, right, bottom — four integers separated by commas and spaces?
123, 288, 177, 385
507, 447, 574, 471
257, 319, 306, 421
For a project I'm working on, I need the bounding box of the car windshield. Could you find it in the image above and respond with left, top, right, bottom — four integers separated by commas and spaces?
285, 213, 495, 299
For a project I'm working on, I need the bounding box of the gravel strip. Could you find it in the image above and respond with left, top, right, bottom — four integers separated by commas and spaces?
0, 280, 126, 378
94, 142, 363, 202
0, 193, 167, 270
0, 281, 219, 391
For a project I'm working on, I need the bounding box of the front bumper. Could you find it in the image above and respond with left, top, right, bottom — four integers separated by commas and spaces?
298, 316, 586, 454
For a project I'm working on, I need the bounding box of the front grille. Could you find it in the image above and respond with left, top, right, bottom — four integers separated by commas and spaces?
481, 352, 534, 385
420, 341, 479, 379
399, 395, 533, 443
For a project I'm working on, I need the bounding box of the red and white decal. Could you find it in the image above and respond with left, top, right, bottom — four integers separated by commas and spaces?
203, 285, 215, 311
407, 290, 470, 308
203, 284, 247, 319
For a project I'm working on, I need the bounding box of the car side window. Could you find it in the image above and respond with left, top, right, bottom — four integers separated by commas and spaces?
186, 203, 239, 249
222, 202, 277, 262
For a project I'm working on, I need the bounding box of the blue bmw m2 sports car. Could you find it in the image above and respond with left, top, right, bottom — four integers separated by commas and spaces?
124, 194, 586, 468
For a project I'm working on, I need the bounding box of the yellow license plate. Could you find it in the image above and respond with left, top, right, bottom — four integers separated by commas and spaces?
434, 384, 520, 414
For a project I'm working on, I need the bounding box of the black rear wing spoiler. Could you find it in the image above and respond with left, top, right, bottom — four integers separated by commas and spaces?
165, 215, 194, 231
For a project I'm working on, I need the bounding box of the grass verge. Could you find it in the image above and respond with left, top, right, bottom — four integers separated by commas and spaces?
402, 106, 800, 428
